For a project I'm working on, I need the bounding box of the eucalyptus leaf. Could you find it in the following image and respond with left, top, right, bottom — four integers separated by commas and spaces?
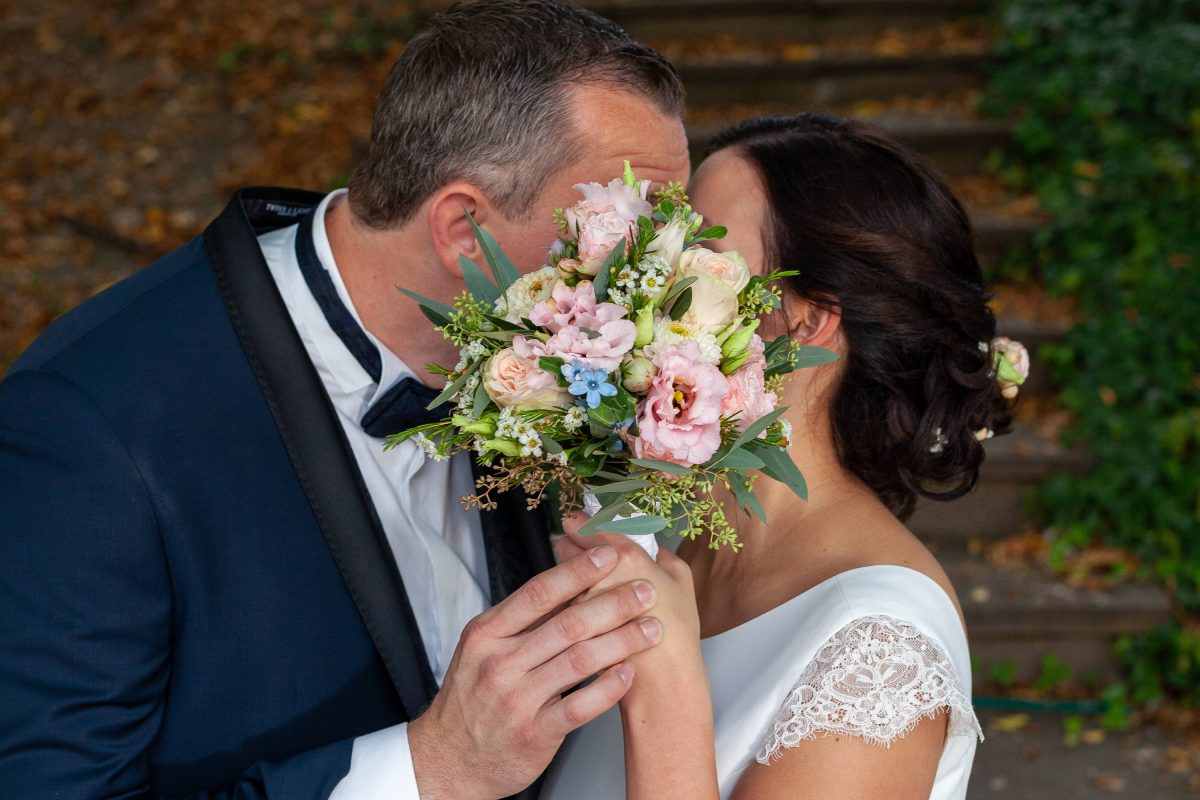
578, 496, 632, 535
794, 346, 840, 369
661, 275, 697, 307
587, 478, 652, 495
592, 238, 626, 302
728, 474, 768, 522
471, 376, 492, 420
538, 433, 563, 455
464, 209, 520, 291
459, 255, 501, 307
397, 287, 454, 319
717, 448, 765, 470
668, 287, 693, 321
630, 458, 692, 475
729, 406, 788, 452
476, 330, 520, 342
595, 515, 669, 535
758, 447, 809, 501
483, 314, 524, 331
428, 370, 472, 410
418, 305, 452, 327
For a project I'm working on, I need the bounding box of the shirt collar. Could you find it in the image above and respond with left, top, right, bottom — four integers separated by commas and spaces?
310, 189, 417, 403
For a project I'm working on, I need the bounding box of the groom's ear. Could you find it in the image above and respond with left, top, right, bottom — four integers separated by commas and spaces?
426, 183, 493, 277
786, 295, 842, 349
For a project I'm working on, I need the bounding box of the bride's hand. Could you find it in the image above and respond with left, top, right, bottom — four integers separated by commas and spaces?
556, 515, 706, 698
558, 517, 720, 800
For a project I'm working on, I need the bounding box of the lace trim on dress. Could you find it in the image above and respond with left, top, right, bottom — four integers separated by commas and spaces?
756, 614, 984, 763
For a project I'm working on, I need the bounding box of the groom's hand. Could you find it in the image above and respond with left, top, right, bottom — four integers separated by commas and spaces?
407, 544, 662, 799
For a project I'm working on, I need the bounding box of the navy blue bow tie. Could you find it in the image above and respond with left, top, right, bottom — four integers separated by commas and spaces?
295, 209, 451, 438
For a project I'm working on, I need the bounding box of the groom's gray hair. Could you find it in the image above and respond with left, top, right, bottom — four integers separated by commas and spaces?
347, 0, 685, 229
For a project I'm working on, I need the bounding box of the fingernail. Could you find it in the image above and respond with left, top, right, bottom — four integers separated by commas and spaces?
590, 545, 617, 569
616, 663, 635, 685
639, 618, 662, 643
633, 581, 655, 606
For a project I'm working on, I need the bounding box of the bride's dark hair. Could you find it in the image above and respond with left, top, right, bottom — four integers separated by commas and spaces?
708, 113, 1013, 519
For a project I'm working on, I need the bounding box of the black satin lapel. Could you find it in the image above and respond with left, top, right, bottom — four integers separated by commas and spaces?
205, 187, 437, 718
471, 460, 555, 605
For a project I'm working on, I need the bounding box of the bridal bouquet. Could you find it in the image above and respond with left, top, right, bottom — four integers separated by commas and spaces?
387, 163, 835, 551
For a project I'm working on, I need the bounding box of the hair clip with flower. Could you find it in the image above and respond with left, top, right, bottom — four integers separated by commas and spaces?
929, 336, 1030, 454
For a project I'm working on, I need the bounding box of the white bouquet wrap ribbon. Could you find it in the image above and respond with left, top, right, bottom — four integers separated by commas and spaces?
581, 489, 660, 561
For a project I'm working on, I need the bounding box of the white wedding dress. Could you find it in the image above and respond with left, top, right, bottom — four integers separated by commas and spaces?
541, 565, 983, 799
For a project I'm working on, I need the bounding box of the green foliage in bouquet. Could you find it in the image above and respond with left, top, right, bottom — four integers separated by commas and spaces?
985, 0, 1200, 703
388, 169, 836, 551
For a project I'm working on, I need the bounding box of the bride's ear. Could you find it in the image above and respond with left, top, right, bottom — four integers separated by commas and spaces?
426, 183, 492, 278
786, 295, 842, 349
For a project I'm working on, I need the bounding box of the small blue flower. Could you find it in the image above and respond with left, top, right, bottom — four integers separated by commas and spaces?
609, 418, 635, 451
563, 359, 617, 409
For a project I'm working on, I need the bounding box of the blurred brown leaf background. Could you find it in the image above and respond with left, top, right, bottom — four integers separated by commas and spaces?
1, 0, 426, 372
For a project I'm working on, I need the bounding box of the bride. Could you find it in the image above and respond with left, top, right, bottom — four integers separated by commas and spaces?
541, 113, 1016, 799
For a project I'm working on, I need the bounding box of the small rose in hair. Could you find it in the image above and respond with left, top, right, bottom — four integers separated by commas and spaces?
991, 336, 1030, 400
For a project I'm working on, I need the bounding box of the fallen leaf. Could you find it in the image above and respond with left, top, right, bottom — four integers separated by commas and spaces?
992, 713, 1031, 732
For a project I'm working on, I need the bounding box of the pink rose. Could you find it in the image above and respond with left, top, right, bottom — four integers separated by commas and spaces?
565, 178, 653, 272
720, 335, 778, 431
529, 280, 628, 333
513, 320, 637, 374
633, 341, 730, 465
483, 348, 572, 410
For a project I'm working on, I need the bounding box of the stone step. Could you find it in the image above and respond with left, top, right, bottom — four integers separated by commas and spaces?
909, 426, 1086, 543
940, 550, 1171, 684
688, 112, 1011, 176
579, 0, 992, 42
676, 51, 986, 107
973, 211, 1039, 273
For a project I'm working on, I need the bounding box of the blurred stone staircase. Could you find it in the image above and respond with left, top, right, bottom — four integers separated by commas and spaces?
579, 0, 1171, 683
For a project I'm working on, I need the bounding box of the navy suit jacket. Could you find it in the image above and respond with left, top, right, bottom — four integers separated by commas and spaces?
0, 188, 554, 798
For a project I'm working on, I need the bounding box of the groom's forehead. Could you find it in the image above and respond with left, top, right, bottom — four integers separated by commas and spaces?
564, 84, 691, 186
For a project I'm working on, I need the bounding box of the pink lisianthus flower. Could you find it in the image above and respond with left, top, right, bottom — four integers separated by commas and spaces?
528, 280, 629, 333
513, 320, 637, 374
720, 335, 778, 431
565, 178, 653, 272
633, 341, 730, 465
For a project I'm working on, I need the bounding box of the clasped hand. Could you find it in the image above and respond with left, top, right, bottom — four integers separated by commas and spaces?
408, 521, 689, 799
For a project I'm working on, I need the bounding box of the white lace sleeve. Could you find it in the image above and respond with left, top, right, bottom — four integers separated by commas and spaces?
756, 614, 983, 763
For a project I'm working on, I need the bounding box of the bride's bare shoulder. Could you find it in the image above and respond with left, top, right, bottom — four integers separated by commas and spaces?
801, 503, 965, 624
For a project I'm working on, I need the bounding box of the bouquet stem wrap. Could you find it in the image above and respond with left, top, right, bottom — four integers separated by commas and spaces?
581, 488, 660, 561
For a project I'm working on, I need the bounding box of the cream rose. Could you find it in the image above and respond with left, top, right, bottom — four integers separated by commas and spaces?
678, 247, 750, 294
483, 348, 571, 410
678, 272, 739, 331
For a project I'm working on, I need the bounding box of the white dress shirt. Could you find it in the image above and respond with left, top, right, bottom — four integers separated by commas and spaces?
258, 189, 489, 798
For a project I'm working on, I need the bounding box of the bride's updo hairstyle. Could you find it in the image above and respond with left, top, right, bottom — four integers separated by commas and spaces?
708, 113, 1012, 519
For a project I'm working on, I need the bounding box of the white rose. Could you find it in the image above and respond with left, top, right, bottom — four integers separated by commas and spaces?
495, 266, 556, 323
678, 247, 750, 294
679, 272, 739, 331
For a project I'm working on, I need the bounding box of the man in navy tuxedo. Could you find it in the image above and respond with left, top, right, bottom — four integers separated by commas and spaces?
0, 2, 691, 797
